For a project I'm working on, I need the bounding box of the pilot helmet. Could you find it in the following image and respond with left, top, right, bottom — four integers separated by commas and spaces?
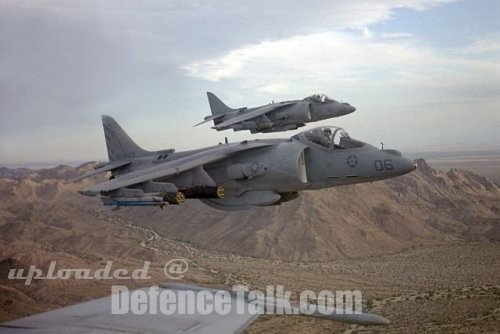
322, 127, 332, 136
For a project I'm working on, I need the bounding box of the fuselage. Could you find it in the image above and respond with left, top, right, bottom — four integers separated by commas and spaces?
217, 98, 356, 133
203, 134, 415, 193
113, 127, 415, 207
85, 115, 416, 210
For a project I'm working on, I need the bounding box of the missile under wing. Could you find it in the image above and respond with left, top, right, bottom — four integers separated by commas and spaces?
195, 92, 356, 134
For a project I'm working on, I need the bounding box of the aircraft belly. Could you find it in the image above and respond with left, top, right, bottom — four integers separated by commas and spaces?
201, 190, 281, 210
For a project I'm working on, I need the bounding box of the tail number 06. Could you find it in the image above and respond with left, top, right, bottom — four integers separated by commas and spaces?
374, 159, 393, 171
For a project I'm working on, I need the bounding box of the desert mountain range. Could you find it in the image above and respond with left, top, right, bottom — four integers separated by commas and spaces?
0, 159, 498, 263
1, 160, 499, 330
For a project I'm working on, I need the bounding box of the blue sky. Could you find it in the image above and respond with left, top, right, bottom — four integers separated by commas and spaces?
377, 0, 500, 48
0, 0, 498, 164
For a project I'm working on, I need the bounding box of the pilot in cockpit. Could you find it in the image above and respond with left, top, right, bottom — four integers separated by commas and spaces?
320, 127, 333, 147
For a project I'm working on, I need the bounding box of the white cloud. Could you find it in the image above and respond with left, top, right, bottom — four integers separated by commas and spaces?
362, 27, 374, 39
3, 0, 499, 162
259, 82, 290, 93
458, 35, 500, 55
380, 32, 414, 39
182, 31, 500, 98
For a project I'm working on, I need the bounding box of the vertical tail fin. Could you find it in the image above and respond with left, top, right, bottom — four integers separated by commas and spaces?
102, 115, 149, 161
207, 92, 237, 115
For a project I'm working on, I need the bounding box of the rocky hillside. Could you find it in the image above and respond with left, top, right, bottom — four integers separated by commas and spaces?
120, 159, 500, 261
1, 161, 498, 331
0, 160, 498, 263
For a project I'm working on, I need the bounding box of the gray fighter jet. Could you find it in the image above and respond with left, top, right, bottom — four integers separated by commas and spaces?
73, 115, 416, 211
195, 92, 356, 133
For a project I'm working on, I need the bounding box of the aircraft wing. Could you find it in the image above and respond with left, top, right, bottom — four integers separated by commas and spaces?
0, 284, 259, 334
81, 142, 273, 196
0, 283, 389, 333
212, 101, 296, 130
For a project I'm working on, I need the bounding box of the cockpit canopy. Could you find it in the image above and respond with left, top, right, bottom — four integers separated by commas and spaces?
298, 126, 366, 150
305, 93, 337, 103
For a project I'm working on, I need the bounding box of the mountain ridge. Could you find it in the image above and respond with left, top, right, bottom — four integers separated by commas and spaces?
0, 159, 498, 262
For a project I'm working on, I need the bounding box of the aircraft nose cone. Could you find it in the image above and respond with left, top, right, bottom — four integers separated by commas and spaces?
401, 157, 417, 175
340, 103, 356, 115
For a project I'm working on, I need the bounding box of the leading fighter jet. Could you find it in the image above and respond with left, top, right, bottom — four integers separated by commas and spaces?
195, 92, 356, 133
72, 115, 416, 211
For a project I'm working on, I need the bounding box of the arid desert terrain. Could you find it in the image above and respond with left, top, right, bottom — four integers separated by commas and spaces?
0, 159, 499, 333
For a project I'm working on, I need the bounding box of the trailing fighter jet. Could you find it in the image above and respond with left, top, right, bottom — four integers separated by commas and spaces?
72, 115, 416, 211
195, 92, 356, 133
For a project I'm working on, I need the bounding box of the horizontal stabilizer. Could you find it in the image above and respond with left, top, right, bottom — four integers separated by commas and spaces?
194, 113, 225, 127
65, 160, 131, 183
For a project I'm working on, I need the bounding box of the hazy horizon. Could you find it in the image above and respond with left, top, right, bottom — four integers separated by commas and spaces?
3, 146, 500, 170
